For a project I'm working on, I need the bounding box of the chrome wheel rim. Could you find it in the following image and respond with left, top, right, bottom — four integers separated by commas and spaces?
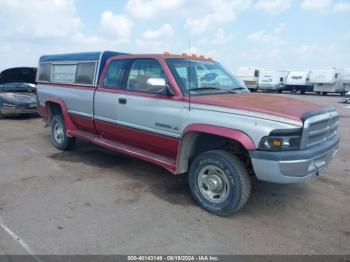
53, 121, 64, 144
197, 165, 231, 203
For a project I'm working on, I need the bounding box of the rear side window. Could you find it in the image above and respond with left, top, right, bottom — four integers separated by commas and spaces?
52, 64, 76, 83
75, 62, 96, 85
103, 60, 129, 89
38, 63, 51, 82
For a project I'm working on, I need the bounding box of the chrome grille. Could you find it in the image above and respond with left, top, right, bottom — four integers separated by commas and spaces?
301, 110, 339, 149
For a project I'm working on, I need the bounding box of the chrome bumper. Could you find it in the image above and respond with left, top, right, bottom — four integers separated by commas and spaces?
250, 136, 340, 184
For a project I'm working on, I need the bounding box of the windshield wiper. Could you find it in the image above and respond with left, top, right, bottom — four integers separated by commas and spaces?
189, 86, 235, 94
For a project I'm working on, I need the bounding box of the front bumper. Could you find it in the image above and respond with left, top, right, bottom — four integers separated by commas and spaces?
0, 104, 38, 115
250, 136, 340, 184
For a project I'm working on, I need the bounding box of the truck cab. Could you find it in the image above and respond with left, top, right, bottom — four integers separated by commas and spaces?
36, 51, 340, 216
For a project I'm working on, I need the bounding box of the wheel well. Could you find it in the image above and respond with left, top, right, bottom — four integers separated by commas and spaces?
46, 102, 63, 118
177, 132, 253, 175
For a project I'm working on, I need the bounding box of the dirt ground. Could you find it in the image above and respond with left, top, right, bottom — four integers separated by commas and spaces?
0, 94, 349, 255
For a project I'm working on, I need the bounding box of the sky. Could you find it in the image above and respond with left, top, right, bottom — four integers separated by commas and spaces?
0, 0, 349, 72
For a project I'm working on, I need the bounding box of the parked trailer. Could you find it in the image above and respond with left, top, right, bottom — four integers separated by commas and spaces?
284, 70, 313, 94
258, 70, 289, 93
310, 68, 345, 96
343, 68, 350, 93
235, 67, 259, 91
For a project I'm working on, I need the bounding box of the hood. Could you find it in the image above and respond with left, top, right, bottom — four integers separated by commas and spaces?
190, 93, 323, 122
286, 71, 309, 85
0, 67, 37, 84
0, 92, 37, 104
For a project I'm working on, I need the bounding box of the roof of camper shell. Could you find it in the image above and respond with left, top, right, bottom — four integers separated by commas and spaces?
39, 51, 128, 78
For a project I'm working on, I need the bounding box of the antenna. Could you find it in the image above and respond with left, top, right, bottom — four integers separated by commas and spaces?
188, 39, 191, 111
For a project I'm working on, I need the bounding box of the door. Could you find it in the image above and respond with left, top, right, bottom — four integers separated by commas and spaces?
95, 58, 184, 159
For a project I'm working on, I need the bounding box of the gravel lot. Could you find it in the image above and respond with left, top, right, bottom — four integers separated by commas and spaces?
0, 94, 349, 255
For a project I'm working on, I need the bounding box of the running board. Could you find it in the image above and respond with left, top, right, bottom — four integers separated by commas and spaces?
70, 130, 177, 173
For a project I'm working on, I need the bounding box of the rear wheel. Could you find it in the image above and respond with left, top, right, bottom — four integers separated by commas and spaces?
188, 150, 251, 216
50, 114, 75, 151
322, 92, 328, 96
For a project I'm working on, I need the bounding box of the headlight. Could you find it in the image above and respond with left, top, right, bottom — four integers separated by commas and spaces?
259, 128, 302, 151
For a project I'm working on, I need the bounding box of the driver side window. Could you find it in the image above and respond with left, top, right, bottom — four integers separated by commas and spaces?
127, 59, 168, 94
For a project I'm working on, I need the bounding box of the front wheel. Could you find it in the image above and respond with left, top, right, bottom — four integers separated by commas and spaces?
50, 114, 75, 151
188, 150, 251, 216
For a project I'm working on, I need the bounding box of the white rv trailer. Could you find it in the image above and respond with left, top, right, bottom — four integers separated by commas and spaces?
235, 67, 259, 91
258, 70, 289, 92
343, 68, 350, 92
284, 70, 313, 94
310, 68, 345, 95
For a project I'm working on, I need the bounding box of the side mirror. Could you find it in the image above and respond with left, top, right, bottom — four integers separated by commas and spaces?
146, 78, 166, 86
146, 78, 174, 96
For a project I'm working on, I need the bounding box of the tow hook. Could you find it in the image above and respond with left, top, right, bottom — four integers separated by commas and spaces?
313, 163, 320, 177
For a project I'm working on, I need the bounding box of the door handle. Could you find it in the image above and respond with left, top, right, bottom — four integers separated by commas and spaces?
118, 98, 127, 105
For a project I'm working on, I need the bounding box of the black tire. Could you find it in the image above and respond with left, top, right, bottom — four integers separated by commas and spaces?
300, 90, 306, 95
50, 114, 75, 151
322, 92, 328, 96
188, 150, 251, 216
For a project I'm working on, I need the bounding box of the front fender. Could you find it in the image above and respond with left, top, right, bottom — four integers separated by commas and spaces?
175, 124, 256, 174
183, 124, 256, 150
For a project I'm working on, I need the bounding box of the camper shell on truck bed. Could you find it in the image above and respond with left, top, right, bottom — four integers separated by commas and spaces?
37, 51, 128, 86
36, 51, 340, 216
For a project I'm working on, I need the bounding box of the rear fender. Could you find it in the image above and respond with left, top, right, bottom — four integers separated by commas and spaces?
45, 97, 77, 136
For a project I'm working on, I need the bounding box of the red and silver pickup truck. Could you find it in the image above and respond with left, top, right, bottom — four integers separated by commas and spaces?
36, 51, 340, 216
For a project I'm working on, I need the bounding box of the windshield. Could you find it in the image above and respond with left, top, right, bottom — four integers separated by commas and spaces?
0, 82, 36, 92
166, 58, 247, 95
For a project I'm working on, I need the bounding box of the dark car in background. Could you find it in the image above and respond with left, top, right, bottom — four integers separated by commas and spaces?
0, 67, 38, 117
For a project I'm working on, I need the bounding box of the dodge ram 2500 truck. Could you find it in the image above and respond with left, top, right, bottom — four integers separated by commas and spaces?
36, 51, 340, 216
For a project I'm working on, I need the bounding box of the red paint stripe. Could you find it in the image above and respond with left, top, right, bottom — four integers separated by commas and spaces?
95, 119, 179, 159
69, 113, 95, 133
